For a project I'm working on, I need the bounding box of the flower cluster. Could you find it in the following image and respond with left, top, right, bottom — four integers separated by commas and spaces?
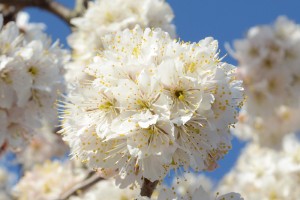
232, 16, 300, 146
0, 13, 68, 151
61, 26, 243, 187
13, 160, 86, 200
66, 0, 175, 85
217, 133, 300, 200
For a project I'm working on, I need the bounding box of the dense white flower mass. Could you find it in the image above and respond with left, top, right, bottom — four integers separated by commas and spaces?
61, 26, 243, 187
232, 16, 300, 146
217, 133, 300, 200
66, 0, 175, 85
0, 13, 68, 151
13, 160, 87, 200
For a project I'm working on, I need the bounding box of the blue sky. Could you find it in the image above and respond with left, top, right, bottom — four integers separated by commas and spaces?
22, 0, 300, 183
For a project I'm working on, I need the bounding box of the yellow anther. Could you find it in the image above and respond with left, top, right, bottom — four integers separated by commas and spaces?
28, 66, 38, 76
132, 46, 141, 58
186, 62, 197, 73
98, 101, 113, 110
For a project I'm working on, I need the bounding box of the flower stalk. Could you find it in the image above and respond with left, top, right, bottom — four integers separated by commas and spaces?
140, 178, 159, 198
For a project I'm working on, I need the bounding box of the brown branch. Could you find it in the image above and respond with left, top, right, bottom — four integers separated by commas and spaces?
0, 0, 71, 25
82, 0, 89, 9
2, 9, 18, 25
73, 0, 89, 14
0, 0, 90, 25
0, 4, 21, 25
0, 141, 8, 157
140, 178, 159, 198
59, 173, 104, 200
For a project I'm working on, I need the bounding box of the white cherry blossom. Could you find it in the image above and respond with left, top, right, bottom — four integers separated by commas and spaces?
0, 13, 68, 151
13, 160, 87, 200
61, 26, 243, 187
65, 0, 176, 88
217, 135, 300, 200
232, 16, 300, 146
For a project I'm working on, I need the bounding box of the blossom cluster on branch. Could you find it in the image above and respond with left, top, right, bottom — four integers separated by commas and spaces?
0, 13, 68, 152
232, 16, 300, 147
215, 16, 300, 200
13, 160, 87, 200
3, 0, 300, 200
218, 133, 300, 200
61, 25, 244, 190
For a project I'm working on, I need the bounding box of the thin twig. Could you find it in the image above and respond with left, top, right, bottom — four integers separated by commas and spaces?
73, 0, 88, 16
0, 4, 21, 25
0, 0, 71, 25
83, 0, 90, 8
0, 141, 8, 157
140, 178, 159, 198
0, 0, 90, 25
59, 173, 104, 200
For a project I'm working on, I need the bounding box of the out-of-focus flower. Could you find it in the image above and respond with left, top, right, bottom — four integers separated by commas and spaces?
235, 105, 300, 147
13, 160, 86, 200
0, 13, 68, 152
171, 173, 213, 198
15, 123, 69, 170
152, 173, 243, 200
61, 26, 243, 187
65, 0, 176, 87
160, 188, 243, 200
232, 16, 300, 146
69, 178, 139, 200
217, 133, 300, 200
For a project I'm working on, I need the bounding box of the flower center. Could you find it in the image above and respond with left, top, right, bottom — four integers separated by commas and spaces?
1, 72, 12, 84
174, 90, 185, 101
28, 66, 38, 76
98, 101, 113, 110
